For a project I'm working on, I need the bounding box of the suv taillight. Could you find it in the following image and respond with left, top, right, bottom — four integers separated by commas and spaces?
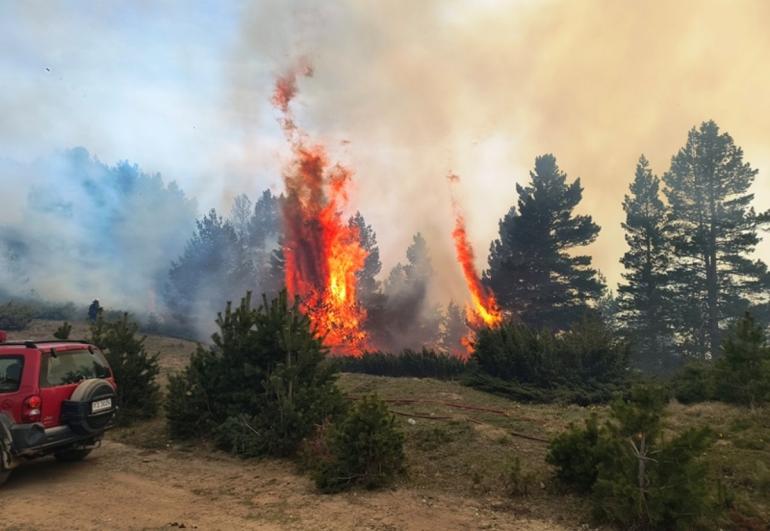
22, 395, 42, 423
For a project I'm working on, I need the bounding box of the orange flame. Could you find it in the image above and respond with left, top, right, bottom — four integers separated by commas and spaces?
273, 64, 369, 355
448, 174, 503, 356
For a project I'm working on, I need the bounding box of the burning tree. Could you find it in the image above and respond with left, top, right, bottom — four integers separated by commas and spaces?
448, 174, 504, 356
272, 63, 369, 355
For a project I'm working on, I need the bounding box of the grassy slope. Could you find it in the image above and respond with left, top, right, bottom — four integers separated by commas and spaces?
338, 374, 770, 525
10, 320, 770, 526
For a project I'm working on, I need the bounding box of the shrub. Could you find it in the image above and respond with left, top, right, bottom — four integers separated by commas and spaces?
471, 318, 627, 401
713, 313, 770, 407
547, 385, 722, 530
501, 456, 535, 497
0, 301, 34, 331
546, 414, 605, 492
90, 313, 161, 424
312, 395, 405, 493
335, 348, 467, 379
166, 291, 345, 457
672, 313, 770, 407
672, 361, 715, 404
53, 321, 72, 340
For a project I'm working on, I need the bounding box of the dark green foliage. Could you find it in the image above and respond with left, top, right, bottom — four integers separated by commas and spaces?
547, 385, 720, 530
714, 313, 770, 406
166, 291, 345, 457
53, 321, 72, 340
471, 318, 627, 392
485, 154, 605, 330
461, 371, 553, 403
672, 313, 770, 407
593, 386, 717, 530
671, 362, 715, 404
335, 348, 467, 380
618, 156, 675, 372
546, 414, 605, 492
664, 121, 768, 359
0, 301, 34, 330
312, 395, 405, 493
89, 313, 161, 424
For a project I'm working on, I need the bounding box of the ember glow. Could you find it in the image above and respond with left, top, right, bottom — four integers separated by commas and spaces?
273, 65, 369, 355
448, 174, 503, 352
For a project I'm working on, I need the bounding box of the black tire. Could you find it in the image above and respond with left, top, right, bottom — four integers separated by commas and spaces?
0, 441, 11, 487
54, 448, 92, 462
64, 379, 117, 435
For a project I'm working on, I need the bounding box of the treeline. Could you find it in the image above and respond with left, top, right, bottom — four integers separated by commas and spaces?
166, 191, 468, 351
483, 122, 769, 370
1, 121, 768, 366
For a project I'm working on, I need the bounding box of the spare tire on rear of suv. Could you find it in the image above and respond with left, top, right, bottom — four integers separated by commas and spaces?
61, 379, 117, 436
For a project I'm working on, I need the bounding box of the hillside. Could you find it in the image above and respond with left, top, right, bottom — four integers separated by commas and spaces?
3, 321, 769, 529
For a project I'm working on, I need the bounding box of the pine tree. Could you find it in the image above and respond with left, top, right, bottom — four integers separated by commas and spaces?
371, 233, 440, 350
618, 156, 674, 371
486, 154, 604, 330
90, 312, 160, 424
165, 209, 256, 327
245, 190, 282, 251
441, 301, 468, 357
348, 211, 382, 303
244, 190, 283, 293
663, 121, 768, 359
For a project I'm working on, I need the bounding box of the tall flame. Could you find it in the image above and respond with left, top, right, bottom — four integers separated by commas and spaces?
273, 63, 369, 355
448, 173, 503, 355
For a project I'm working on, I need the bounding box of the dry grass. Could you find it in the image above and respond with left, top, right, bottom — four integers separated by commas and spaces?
7, 321, 769, 526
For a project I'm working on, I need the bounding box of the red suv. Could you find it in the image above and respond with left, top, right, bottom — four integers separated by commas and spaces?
0, 331, 117, 486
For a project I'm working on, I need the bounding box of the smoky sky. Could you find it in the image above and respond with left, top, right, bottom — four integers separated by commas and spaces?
2, 0, 769, 306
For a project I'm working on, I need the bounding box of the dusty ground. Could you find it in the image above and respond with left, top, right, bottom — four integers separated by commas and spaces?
4, 320, 768, 529
1, 440, 570, 531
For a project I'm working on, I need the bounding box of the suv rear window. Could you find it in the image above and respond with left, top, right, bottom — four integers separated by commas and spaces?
40, 349, 111, 387
0, 356, 24, 393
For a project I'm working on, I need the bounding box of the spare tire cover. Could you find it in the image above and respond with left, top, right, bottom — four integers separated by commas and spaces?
66, 379, 116, 435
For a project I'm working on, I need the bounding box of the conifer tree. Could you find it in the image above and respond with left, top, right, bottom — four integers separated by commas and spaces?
486, 154, 604, 330
165, 209, 255, 326
618, 156, 674, 371
663, 121, 768, 358
90, 313, 160, 423
441, 301, 468, 357
348, 211, 382, 303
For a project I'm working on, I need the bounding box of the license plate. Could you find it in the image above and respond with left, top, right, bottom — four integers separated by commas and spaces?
91, 398, 112, 413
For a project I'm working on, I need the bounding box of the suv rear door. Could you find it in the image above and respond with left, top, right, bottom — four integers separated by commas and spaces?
38, 347, 113, 428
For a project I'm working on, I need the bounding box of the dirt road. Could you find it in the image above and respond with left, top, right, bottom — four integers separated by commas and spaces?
1, 440, 569, 531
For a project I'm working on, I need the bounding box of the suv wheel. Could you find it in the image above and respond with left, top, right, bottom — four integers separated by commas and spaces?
0, 442, 11, 486
54, 448, 92, 462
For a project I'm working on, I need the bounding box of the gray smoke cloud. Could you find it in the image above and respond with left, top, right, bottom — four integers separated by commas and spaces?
1, 0, 769, 316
